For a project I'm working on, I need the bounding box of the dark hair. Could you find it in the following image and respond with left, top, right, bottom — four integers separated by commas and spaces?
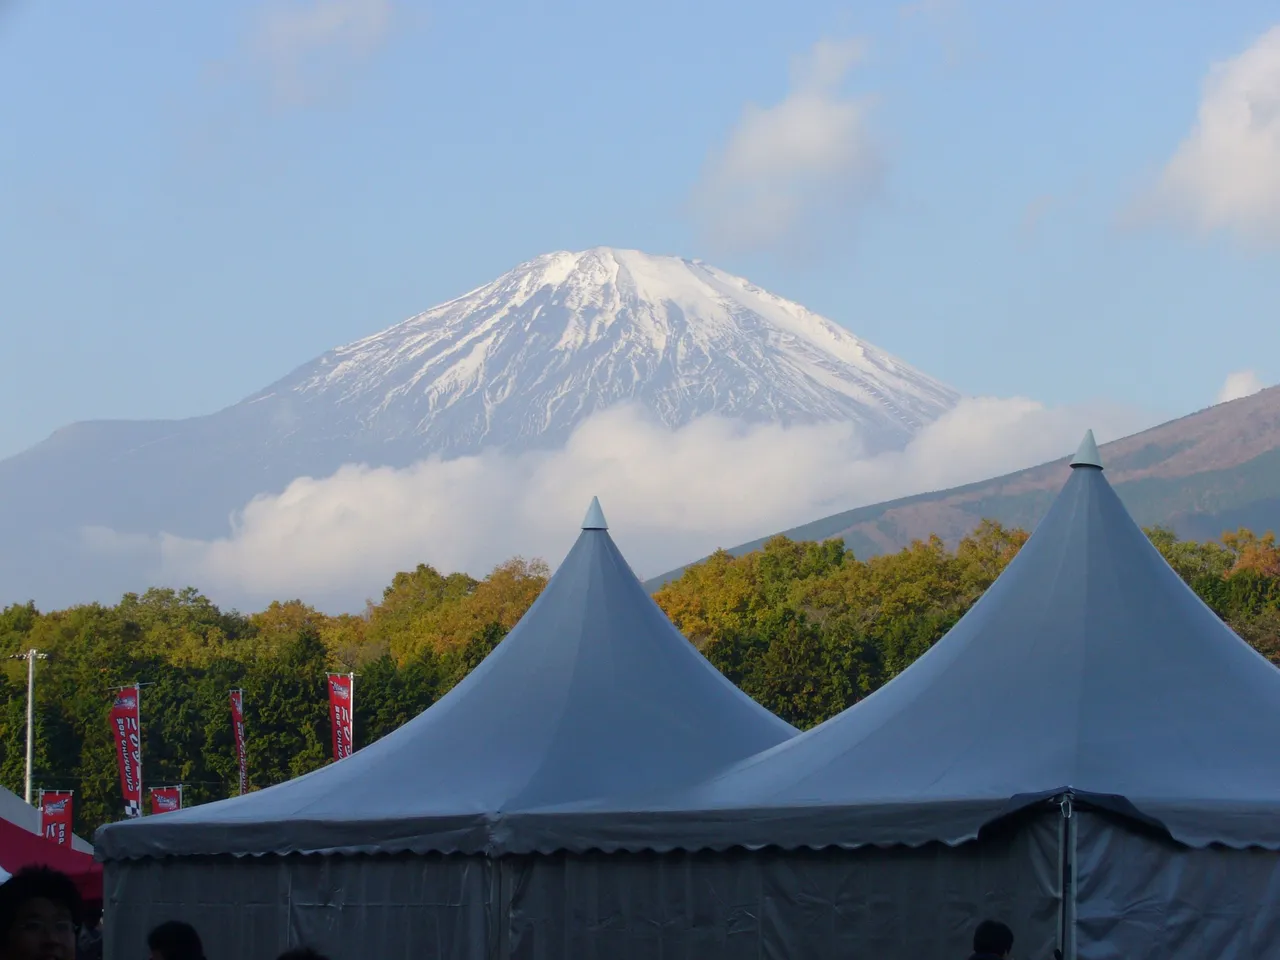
974, 919, 1015, 955
147, 920, 206, 960
277, 949, 331, 960
0, 866, 83, 939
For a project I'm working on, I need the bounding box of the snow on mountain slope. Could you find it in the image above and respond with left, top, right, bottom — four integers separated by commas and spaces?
246, 247, 959, 455
0, 246, 961, 609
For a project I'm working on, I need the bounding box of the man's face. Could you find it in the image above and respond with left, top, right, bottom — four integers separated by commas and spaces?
1, 897, 76, 960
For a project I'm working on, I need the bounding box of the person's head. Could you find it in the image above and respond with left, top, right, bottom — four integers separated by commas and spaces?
276, 949, 330, 960
973, 919, 1015, 957
0, 866, 82, 960
147, 921, 205, 960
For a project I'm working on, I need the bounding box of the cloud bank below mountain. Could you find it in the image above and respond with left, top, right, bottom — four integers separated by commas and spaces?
84, 396, 1154, 612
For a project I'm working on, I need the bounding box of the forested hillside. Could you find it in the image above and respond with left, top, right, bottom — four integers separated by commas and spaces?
3, 525, 1277, 837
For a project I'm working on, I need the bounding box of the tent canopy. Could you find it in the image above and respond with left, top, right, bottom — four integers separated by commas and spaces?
0, 785, 93, 854
96, 499, 795, 860
507, 433, 1280, 854
0, 815, 101, 903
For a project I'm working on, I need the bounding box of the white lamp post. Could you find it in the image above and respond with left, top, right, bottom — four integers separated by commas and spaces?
9, 649, 48, 804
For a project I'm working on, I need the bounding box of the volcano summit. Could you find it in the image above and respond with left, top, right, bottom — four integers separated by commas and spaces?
246, 247, 958, 456
0, 247, 956, 605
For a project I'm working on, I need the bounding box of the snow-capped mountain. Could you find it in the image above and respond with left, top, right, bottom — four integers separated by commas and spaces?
244, 248, 958, 455
0, 247, 956, 607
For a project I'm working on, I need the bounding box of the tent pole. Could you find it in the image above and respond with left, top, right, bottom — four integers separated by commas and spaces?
1057, 793, 1076, 960
1067, 810, 1078, 960
1056, 801, 1065, 956
492, 856, 507, 960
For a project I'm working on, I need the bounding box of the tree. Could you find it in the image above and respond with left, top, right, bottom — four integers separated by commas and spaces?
242, 627, 329, 784
4, 519, 1280, 837
365, 564, 477, 659
743, 609, 829, 726
1147, 526, 1233, 583
1221, 529, 1280, 578
354, 652, 444, 742
393, 558, 548, 661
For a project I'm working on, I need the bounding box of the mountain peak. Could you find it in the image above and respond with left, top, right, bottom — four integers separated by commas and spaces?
253, 248, 959, 458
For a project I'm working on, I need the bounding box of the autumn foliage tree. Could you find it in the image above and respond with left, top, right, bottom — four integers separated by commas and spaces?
0, 521, 1277, 837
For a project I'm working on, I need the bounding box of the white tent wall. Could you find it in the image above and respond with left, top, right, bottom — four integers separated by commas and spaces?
107, 808, 1280, 959
1074, 811, 1280, 958
102, 855, 495, 960
101, 811, 1064, 960
504, 814, 1062, 960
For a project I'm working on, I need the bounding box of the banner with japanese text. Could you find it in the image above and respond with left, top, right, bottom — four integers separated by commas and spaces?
39, 791, 73, 845
110, 686, 143, 819
229, 689, 248, 794
150, 786, 182, 814
327, 673, 354, 761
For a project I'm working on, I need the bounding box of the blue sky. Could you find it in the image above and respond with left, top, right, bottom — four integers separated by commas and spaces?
2, 0, 1278, 462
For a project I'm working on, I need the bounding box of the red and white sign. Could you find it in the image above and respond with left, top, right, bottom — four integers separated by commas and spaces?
229, 689, 248, 794
150, 786, 182, 814
39, 791, 74, 846
327, 673, 354, 761
110, 686, 143, 819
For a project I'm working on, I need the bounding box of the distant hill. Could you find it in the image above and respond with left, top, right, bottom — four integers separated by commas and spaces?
647, 385, 1280, 589
0, 247, 957, 609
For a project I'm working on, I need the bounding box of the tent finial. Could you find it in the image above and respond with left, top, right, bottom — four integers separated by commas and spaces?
1070, 429, 1103, 469
582, 497, 608, 530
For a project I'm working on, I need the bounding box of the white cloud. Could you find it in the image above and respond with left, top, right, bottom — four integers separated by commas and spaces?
91, 398, 1151, 613
1216, 369, 1266, 404
250, 0, 395, 103
1146, 25, 1280, 242
691, 38, 882, 255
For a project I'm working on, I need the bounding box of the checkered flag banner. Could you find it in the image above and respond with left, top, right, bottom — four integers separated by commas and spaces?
110, 687, 143, 820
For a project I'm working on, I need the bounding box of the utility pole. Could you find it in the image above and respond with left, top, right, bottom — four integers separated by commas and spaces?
9, 649, 48, 804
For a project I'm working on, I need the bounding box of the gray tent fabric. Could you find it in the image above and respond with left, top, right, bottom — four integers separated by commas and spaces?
103, 854, 493, 960
101, 811, 1061, 960
1073, 811, 1280, 959
95, 501, 795, 860
503, 813, 1062, 960
505, 445, 1280, 853
96, 442, 1280, 959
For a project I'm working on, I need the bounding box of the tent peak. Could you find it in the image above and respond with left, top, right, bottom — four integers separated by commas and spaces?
1070, 429, 1103, 469
582, 497, 608, 530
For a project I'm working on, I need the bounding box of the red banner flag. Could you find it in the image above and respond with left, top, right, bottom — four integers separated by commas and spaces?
229, 690, 248, 795
39, 791, 74, 846
150, 786, 182, 814
327, 673, 354, 761
110, 686, 143, 819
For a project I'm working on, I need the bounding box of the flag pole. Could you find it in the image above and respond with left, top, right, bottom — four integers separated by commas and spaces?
137, 683, 144, 815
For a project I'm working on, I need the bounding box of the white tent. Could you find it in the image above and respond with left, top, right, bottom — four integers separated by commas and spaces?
96, 499, 796, 958
0, 783, 93, 854
502, 433, 1280, 959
